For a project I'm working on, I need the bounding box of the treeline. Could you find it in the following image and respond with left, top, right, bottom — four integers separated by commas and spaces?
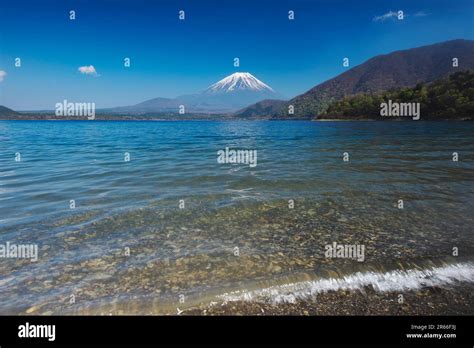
321, 70, 474, 120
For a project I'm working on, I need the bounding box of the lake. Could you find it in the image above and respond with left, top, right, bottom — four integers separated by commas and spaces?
0, 120, 473, 314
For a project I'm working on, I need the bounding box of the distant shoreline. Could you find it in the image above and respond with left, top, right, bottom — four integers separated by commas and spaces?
0, 117, 472, 121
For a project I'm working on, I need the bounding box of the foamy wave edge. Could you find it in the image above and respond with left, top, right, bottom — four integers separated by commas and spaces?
216, 262, 474, 305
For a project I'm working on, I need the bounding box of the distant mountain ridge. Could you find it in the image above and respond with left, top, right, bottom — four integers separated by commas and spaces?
237, 39, 474, 118
322, 70, 474, 120
234, 99, 286, 118
106, 72, 281, 114
0, 105, 19, 116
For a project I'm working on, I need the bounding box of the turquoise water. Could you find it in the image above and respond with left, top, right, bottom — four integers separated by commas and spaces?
0, 120, 473, 314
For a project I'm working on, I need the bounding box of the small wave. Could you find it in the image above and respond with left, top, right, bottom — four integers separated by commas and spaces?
216, 262, 474, 305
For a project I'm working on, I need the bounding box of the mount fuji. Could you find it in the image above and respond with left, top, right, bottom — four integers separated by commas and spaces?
106, 72, 282, 114
204, 72, 275, 93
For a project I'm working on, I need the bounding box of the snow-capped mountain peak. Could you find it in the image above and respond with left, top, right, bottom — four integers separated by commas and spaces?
205, 72, 275, 93
114, 72, 281, 114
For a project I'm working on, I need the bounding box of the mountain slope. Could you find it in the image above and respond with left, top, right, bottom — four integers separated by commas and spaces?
107, 72, 280, 114
205, 72, 274, 93
103, 97, 181, 114
239, 39, 474, 119
0, 105, 20, 117
234, 99, 287, 118
321, 70, 474, 120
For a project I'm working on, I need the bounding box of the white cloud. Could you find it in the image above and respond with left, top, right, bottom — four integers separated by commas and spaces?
0, 70, 6, 82
414, 11, 428, 17
78, 65, 98, 76
373, 11, 399, 22
373, 10, 429, 22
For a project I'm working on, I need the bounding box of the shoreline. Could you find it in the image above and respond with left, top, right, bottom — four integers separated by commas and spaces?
183, 282, 474, 315
17, 280, 474, 315
1, 116, 472, 121
44, 260, 474, 316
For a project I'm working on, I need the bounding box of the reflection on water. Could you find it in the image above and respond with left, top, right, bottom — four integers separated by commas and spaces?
0, 121, 473, 314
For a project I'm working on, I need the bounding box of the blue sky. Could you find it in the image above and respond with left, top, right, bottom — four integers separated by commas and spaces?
0, 0, 473, 110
